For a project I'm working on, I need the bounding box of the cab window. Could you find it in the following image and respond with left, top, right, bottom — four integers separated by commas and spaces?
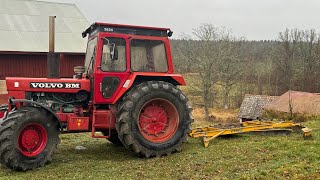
84, 37, 97, 74
130, 39, 168, 72
101, 37, 126, 72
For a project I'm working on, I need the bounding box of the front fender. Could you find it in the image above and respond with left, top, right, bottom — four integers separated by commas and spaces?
9, 99, 63, 131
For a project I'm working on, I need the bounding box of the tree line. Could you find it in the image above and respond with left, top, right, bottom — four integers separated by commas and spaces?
170, 24, 320, 121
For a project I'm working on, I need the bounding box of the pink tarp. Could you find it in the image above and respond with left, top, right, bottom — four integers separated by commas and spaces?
264, 91, 320, 115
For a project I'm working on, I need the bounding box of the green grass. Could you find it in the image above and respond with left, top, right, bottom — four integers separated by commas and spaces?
0, 121, 319, 180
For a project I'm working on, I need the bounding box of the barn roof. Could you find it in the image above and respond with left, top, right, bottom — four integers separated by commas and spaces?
0, 0, 89, 53
238, 94, 278, 119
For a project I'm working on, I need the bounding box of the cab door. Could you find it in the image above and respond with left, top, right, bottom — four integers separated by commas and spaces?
93, 34, 130, 104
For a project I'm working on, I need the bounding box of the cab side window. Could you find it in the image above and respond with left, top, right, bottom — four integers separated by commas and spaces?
130, 39, 168, 72
101, 37, 126, 72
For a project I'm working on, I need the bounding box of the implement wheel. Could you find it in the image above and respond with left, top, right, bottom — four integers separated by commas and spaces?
116, 81, 193, 158
0, 107, 60, 171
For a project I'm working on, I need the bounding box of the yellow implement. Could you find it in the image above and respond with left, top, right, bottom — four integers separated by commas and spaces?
189, 121, 312, 147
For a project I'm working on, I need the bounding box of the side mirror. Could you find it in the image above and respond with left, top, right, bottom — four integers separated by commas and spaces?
110, 43, 118, 60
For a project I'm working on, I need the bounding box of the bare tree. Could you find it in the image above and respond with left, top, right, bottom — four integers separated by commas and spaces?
183, 24, 246, 118
173, 34, 198, 73
299, 29, 319, 92
184, 24, 220, 121
194, 24, 220, 121
275, 28, 301, 92
216, 34, 244, 109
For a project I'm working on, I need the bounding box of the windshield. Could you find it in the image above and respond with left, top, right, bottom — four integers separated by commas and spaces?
84, 37, 98, 74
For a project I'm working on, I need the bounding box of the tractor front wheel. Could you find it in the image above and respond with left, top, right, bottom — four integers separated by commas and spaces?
0, 107, 60, 171
116, 81, 193, 158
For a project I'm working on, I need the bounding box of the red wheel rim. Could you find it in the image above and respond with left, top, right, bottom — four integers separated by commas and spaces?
18, 123, 47, 157
138, 98, 179, 143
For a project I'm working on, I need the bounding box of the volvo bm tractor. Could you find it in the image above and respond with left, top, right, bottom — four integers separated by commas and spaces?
0, 22, 193, 171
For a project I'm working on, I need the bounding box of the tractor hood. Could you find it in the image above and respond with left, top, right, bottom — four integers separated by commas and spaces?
5, 77, 90, 93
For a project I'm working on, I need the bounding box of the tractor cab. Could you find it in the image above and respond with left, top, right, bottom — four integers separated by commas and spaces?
81, 23, 179, 104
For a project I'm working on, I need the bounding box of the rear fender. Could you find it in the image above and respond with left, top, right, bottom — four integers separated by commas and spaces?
9, 99, 63, 131
112, 73, 186, 104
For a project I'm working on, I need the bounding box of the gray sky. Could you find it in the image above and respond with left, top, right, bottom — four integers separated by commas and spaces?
45, 0, 320, 40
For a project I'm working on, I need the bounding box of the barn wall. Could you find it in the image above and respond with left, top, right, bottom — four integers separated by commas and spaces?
60, 54, 84, 78
0, 53, 84, 79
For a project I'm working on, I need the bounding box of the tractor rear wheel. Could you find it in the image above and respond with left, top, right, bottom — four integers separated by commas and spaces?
116, 81, 193, 158
0, 107, 60, 171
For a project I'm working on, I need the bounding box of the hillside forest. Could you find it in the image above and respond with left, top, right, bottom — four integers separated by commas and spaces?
170, 24, 320, 120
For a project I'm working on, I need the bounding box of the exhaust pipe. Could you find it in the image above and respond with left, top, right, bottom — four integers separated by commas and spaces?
47, 16, 60, 78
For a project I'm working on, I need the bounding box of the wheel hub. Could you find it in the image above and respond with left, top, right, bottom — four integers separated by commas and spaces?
21, 129, 40, 149
138, 98, 179, 143
139, 105, 168, 135
18, 123, 47, 157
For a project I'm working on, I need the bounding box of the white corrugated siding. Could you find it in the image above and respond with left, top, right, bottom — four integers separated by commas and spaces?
0, 0, 89, 53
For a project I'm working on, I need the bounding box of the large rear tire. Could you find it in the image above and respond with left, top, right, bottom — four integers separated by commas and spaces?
0, 107, 60, 171
116, 81, 193, 158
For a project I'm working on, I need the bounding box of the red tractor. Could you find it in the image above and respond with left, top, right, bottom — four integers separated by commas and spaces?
0, 22, 193, 171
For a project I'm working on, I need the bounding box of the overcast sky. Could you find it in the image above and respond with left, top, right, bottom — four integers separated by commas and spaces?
45, 0, 320, 40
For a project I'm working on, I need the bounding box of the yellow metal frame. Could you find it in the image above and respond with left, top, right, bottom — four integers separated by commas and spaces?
189, 121, 312, 147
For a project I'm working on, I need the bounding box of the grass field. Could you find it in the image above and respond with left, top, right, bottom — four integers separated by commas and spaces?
0, 111, 319, 180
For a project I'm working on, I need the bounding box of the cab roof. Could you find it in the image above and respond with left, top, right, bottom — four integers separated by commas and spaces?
82, 22, 172, 38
